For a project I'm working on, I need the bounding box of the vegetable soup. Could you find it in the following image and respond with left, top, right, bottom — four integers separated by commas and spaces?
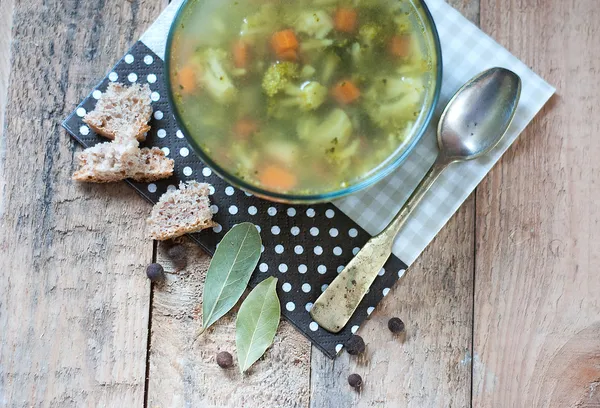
169, 0, 437, 196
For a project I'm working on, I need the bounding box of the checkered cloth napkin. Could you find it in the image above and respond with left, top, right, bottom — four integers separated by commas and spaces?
141, 0, 554, 267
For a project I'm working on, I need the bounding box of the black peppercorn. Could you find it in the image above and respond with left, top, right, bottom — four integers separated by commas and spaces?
345, 335, 366, 355
216, 351, 233, 368
167, 245, 187, 269
146, 263, 164, 282
348, 373, 362, 389
388, 317, 405, 334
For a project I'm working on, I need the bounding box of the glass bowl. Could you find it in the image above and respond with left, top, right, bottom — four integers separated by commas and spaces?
165, 0, 442, 204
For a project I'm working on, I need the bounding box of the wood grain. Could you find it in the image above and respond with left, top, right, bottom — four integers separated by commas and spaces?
0, 0, 165, 406
147, 240, 311, 408
309, 3, 480, 406
474, 0, 600, 406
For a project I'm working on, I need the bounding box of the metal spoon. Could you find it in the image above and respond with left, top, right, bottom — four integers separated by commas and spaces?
310, 67, 522, 333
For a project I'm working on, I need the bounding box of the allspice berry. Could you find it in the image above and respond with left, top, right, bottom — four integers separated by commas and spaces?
388, 317, 405, 334
167, 244, 187, 269
146, 263, 164, 282
345, 335, 366, 355
348, 373, 363, 389
216, 351, 233, 369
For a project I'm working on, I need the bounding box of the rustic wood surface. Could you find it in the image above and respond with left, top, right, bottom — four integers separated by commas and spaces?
1, 0, 598, 407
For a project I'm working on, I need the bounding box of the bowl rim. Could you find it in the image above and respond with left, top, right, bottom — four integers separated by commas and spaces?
165, 0, 443, 204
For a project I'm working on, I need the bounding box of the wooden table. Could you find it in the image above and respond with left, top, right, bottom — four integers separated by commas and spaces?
1, 0, 598, 406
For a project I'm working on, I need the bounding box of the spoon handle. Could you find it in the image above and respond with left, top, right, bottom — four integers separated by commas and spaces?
310, 157, 448, 333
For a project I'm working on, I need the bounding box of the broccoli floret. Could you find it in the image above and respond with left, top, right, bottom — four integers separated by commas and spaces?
262, 62, 300, 97
358, 23, 385, 48
199, 48, 237, 104
297, 108, 353, 147
278, 81, 328, 111
294, 10, 334, 39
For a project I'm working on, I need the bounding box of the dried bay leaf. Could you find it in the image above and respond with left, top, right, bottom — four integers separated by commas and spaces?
236, 276, 281, 373
200, 222, 261, 333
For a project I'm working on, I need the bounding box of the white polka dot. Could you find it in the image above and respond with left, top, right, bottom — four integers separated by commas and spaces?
219, 186, 232, 197
314, 246, 323, 255
290, 226, 300, 236
383, 288, 390, 296
398, 269, 406, 278
321, 284, 329, 292
248, 206, 257, 215
76, 107, 86, 117
310, 227, 319, 236
92, 90, 102, 99
298, 264, 307, 274
260, 244, 264, 252
278, 263, 288, 273
352, 247, 360, 255
213, 224, 223, 233
317, 265, 327, 274
329, 228, 339, 237
183, 166, 193, 177
154, 110, 163, 120
302, 283, 311, 293
157, 129, 166, 138
147, 183, 157, 193
210, 205, 219, 214
282, 282, 292, 292
351, 325, 359, 334
127, 73, 138, 83
254, 225, 260, 232
228, 205, 238, 215
287, 208, 296, 217
309, 322, 319, 331
167, 184, 177, 192
176, 130, 184, 139
267, 207, 277, 216
147, 74, 157, 83
275, 245, 284, 254
124, 54, 134, 64
208, 185, 215, 195
286, 302, 296, 311
333, 247, 343, 256
378, 268, 385, 276
144, 55, 154, 65
79, 125, 90, 136
367, 306, 375, 315
325, 209, 335, 218
337, 265, 345, 273
270, 226, 280, 235
349, 228, 358, 238
305, 302, 313, 311
151, 91, 160, 101
306, 208, 315, 217
161, 147, 170, 156
108, 72, 118, 82
180, 147, 189, 157
335, 344, 343, 353
294, 245, 303, 254
259, 263, 268, 272
202, 167, 212, 177
244, 192, 253, 197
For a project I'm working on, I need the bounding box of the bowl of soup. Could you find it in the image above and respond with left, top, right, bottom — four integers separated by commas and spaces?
166, 0, 442, 203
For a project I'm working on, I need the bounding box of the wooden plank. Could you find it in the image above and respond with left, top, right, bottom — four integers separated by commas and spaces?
0, 0, 14, 138
147, 240, 311, 407
309, 2, 479, 407
473, 0, 600, 406
0, 1, 166, 406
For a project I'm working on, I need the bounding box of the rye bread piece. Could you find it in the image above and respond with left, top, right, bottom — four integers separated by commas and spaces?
72, 143, 174, 183
83, 83, 153, 142
147, 181, 215, 240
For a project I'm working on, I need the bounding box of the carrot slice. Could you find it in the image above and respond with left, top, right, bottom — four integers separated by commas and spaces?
233, 118, 259, 140
331, 79, 361, 104
271, 29, 299, 57
278, 48, 298, 62
232, 40, 251, 69
177, 65, 198, 93
388, 35, 412, 58
334, 8, 358, 33
259, 165, 297, 190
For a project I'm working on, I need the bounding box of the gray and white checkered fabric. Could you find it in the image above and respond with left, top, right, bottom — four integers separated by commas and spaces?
143, 0, 555, 266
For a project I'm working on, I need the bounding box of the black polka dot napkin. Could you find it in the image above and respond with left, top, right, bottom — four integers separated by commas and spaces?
62, 41, 408, 359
